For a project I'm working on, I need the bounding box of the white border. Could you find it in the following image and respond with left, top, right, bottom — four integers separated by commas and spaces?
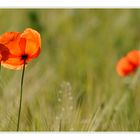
1, 0, 140, 8
0, 0, 140, 140
0, 132, 140, 140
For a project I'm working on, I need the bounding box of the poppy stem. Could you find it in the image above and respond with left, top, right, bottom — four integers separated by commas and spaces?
17, 60, 26, 131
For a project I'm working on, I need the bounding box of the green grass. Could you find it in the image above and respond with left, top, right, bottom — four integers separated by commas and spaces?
0, 9, 140, 131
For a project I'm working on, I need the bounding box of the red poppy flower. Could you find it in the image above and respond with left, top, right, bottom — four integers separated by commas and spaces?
0, 28, 41, 70
126, 50, 140, 67
116, 50, 140, 77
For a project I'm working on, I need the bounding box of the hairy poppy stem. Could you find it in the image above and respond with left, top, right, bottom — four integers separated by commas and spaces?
17, 60, 26, 131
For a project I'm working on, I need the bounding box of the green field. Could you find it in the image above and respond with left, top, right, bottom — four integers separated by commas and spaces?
0, 9, 140, 131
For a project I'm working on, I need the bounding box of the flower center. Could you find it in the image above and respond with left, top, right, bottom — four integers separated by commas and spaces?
21, 54, 28, 60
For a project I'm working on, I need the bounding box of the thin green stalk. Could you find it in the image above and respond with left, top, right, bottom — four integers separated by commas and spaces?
17, 61, 26, 131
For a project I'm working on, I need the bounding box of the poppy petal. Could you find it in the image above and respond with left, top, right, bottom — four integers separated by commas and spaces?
21, 28, 41, 58
116, 57, 135, 77
19, 38, 26, 54
126, 50, 140, 67
1, 63, 24, 70
0, 32, 20, 45
0, 43, 9, 61
0, 32, 22, 56
1, 57, 24, 70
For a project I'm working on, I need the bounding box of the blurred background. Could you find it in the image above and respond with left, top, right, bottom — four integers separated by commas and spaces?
0, 9, 140, 131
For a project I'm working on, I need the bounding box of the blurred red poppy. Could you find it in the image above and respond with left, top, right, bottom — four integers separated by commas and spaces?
116, 50, 140, 77
0, 28, 41, 70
